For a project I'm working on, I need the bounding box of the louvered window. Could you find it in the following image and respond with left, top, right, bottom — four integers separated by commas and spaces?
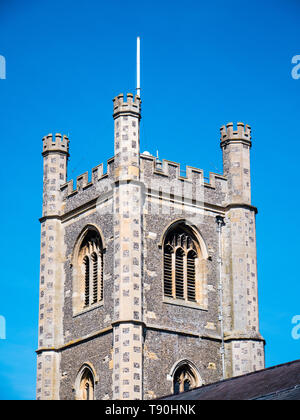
79, 229, 104, 310
163, 226, 202, 305
84, 256, 90, 307
175, 249, 184, 299
91, 253, 98, 304
163, 245, 173, 297
99, 252, 103, 301
187, 250, 196, 302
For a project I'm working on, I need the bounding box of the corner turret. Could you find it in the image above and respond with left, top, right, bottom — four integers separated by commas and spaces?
220, 122, 251, 147
113, 93, 141, 120
41, 133, 69, 217
37, 133, 70, 399
220, 122, 252, 205
220, 122, 265, 378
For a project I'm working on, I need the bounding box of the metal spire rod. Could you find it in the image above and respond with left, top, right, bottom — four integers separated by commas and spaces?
136, 36, 141, 97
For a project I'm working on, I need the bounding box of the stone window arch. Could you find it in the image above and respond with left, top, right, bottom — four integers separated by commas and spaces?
75, 365, 96, 400
73, 226, 104, 313
163, 222, 207, 306
170, 360, 202, 395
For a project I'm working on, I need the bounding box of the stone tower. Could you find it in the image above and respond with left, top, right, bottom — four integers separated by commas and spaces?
36, 95, 265, 400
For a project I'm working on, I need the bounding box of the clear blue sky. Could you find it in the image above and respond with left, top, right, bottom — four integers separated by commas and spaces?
0, 0, 299, 400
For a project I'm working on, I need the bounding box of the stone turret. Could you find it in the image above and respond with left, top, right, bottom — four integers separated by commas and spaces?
220, 123, 265, 378
36, 133, 69, 400
112, 93, 143, 400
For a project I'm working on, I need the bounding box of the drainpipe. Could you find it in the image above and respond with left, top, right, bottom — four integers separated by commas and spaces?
216, 215, 225, 380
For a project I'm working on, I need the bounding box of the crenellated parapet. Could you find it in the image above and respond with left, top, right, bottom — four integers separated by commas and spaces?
113, 93, 141, 120
42, 133, 70, 156
220, 122, 251, 148
220, 121, 252, 204
60, 159, 114, 199
140, 153, 226, 190
41, 133, 69, 217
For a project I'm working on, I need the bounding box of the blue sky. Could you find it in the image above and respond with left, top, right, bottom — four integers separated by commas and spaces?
0, 0, 299, 400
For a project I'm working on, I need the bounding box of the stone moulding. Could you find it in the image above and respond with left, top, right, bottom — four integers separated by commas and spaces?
36, 321, 223, 356
36, 325, 113, 354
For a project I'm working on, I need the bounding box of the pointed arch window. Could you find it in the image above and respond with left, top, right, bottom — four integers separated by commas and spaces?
173, 363, 198, 395
77, 229, 104, 311
163, 224, 206, 306
77, 367, 95, 400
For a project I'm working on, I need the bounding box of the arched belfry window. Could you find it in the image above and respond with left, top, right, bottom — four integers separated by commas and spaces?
171, 360, 201, 395
75, 228, 104, 312
163, 223, 206, 306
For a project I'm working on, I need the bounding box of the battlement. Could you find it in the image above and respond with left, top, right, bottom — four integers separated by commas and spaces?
60, 151, 227, 203
140, 153, 226, 190
113, 93, 141, 119
60, 158, 115, 199
42, 133, 70, 156
220, 122, 251, 146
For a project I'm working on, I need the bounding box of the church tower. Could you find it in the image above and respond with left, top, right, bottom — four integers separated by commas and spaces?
36, 96, 265, 400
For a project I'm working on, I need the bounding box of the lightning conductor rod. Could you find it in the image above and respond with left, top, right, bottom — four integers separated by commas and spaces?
137, 36, 141, 97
